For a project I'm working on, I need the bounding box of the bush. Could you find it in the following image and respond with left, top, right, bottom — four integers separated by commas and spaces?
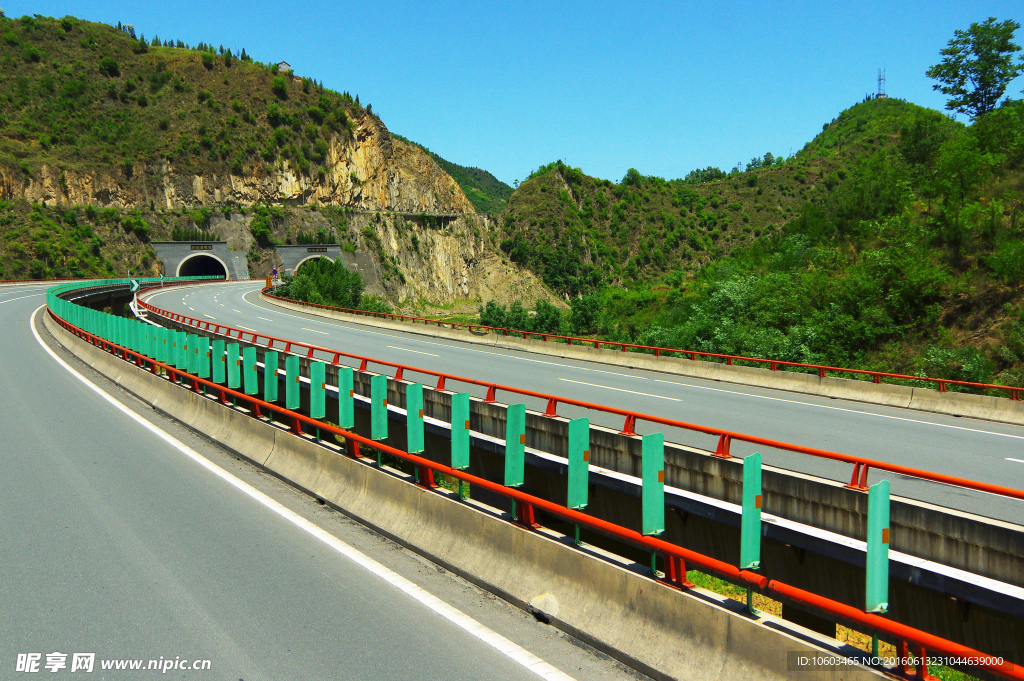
276, 257, 365, 308
987, 241, 1024, 283
98, 56, 119, 76
201, 52, 214, 70
272, 76, 288, 99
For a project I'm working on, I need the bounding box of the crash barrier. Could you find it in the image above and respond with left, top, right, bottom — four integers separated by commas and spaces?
142, 296, 1024, 506
50, 279, 1023, 681
263, 288, 1024, 400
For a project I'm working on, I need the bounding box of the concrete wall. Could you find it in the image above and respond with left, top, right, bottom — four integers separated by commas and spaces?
262, 294, 1024, 427
45, 309, 890, 681
144, 311, 1024, 669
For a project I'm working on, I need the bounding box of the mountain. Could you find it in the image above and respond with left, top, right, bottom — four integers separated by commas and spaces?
489, 95, 1024, 388
0, 14, 556, 309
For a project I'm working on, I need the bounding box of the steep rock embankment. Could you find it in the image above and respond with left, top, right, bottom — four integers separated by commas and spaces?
0, 119, 472, 213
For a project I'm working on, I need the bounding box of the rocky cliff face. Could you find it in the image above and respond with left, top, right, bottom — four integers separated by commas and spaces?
0, 115, 553, 308
0, 116, 472, 213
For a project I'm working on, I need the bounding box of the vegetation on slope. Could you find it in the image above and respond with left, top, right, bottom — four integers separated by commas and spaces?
0, 15, 366, 181
486, 14, 1024, 389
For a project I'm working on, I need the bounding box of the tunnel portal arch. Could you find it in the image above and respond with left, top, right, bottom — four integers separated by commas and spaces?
176, 253, 230, 279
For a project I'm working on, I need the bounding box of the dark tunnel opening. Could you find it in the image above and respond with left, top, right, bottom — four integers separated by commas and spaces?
177, 254, 228, 279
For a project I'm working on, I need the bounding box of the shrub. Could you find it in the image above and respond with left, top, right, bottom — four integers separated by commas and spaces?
98, 56, 119, 76
272, 76, 288, 99
22, 43, 42, 62
201, 52, 214, 69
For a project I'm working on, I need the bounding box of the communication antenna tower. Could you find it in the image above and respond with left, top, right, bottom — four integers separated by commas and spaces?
877, 68, 887, 99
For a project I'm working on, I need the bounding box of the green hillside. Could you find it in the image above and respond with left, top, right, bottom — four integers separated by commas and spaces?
497, 97, 925, 297
0, 15, 366, 182
486, 95, 1024, 388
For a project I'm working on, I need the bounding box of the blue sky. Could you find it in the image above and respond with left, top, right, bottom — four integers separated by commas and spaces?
17, 1, 1024, 185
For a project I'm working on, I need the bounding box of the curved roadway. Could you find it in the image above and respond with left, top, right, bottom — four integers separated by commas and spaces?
146, 281, 1024, 524
1, 282, 641, 680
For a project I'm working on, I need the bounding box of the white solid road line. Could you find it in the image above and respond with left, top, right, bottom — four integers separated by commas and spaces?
29, 305, 576, 681
234, 286, 1024, 441
558, 378, 682, 402
386, 345, 439, 357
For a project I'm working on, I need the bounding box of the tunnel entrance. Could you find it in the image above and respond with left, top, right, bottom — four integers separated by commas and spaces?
176, 254, 229, 279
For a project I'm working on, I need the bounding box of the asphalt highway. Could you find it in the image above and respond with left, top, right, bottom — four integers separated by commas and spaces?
1, 283, 642, 680
145, 281, 1024, 524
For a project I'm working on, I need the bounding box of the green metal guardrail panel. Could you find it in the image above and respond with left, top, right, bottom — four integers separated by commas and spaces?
264, 351, 279, 403
740, 452, 763, 570
211, 340, 226, 384
370, 374, 388, 441
242, 346, 258, 395
641, 432, 665, 536
338, 366, 354, 429
567, 417, 590, 510
309, 361, 325, 419
226, 343, 241, 389
177, 331, 189, 369
405, 383, 424, 453
185, 334, 197, 374
504, 403, 526, 488
166, 330, 178, 368
153, 328, 163, 361
450, 392, 470, 470
196, 336, 211, 379
866, 479, 891, 614
285, 355, 300, 410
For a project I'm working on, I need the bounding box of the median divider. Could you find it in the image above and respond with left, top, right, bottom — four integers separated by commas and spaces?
42, 305, 894, 681
45, 279, 1024, 681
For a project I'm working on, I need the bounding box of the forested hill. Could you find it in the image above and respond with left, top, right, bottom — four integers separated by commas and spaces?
497, 97, 932, 296
0, 15, 368, 181
485, 95, 1024, 389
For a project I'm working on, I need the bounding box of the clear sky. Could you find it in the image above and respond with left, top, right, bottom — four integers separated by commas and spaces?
15, 0, 1024, 185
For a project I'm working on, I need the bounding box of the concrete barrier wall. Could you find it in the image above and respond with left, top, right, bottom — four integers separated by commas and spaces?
45, 310, 889, 681
260, 294, 1024, 426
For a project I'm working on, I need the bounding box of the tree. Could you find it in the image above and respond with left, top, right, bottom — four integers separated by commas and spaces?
926, 17, 1024, 119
